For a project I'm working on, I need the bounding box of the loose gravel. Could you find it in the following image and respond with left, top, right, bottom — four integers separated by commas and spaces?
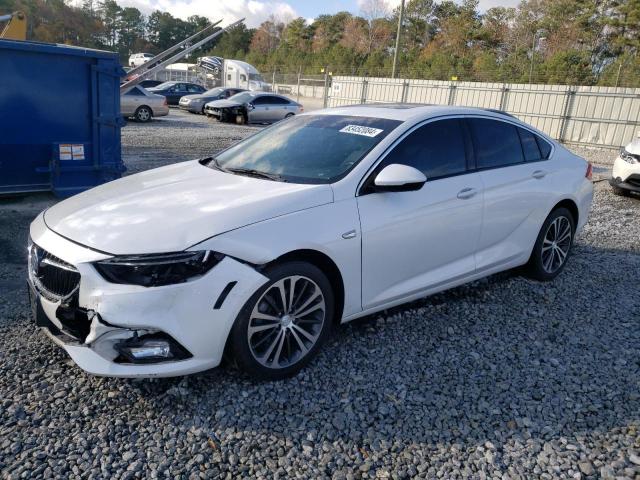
0, 109, 638, 479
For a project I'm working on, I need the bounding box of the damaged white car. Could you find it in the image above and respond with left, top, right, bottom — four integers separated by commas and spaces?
28, 105, 593, 379
610, 132, 640, 197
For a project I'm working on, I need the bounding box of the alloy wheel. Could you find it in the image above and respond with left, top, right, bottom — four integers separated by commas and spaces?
247, 275, 325, 369
541, 215, 572, 273
137, 107, 151, 122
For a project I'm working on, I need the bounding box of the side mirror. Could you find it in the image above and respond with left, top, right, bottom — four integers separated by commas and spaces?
373, 164, 426, 192
246, 103, 255, 110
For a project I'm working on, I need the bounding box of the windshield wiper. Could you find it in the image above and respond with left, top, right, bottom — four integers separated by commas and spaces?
204, 157, 226, 172
225, 167, 286, 182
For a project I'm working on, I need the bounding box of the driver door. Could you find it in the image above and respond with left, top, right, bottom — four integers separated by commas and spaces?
357, 118, 483, 310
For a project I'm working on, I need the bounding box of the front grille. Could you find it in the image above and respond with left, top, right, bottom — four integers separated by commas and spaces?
29, 243, 80, 301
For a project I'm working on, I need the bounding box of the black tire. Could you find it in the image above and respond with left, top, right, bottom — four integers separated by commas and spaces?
285, 112, 294, 118
524, 207, 575, 281
229, 261, 334, 380
135, 106, 152, 123
611, 183, 630, 197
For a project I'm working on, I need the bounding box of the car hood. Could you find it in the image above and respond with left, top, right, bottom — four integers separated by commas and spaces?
43, 160, 334, 255
205, 99, 243, 108
625, 136, 640, 155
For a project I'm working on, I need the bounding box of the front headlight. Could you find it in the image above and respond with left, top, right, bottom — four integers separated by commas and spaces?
620, 148, 638, 164
94, 251, 223, 287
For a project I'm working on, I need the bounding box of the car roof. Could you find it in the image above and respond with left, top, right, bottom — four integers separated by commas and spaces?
311, 104, 521, 123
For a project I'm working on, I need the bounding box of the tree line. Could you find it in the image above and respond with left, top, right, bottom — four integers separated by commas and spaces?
1, 0, 638, 86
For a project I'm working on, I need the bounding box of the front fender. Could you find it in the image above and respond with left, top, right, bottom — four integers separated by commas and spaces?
192, 199, 362, 318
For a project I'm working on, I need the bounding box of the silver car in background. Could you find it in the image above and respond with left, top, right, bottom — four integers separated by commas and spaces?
204, 92, 303, 124
121, 86, 169, 123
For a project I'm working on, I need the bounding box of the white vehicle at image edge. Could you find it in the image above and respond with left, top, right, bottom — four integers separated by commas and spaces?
609, 131, 640, 197
28, 105, 594, 379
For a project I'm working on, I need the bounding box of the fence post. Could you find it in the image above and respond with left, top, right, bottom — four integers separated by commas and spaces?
401, 80, 409, 103
447, 81, 457, 105
360, 79, 369, 104
322, 70, 330, 108
558, 87, 576, 143
272, 70, 276, 93
499, 83, 509, 111
296, 66, 301, 103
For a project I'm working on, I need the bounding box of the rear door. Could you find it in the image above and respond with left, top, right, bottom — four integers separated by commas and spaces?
467, 116, 555, 271
358, 118, 483, 309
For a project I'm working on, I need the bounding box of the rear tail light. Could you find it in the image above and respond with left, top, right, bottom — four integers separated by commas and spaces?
163, 98, 168, 106
585, 162, 593, 181
300, 106, 304, 113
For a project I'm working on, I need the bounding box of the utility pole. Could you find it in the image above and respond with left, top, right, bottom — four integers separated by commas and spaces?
529, 31, 545, 84
391, 0, 405, 79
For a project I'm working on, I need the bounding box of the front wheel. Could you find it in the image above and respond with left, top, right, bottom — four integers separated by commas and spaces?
135, 106, 152, 123
611, 183, 630, 197
229, 261, 334, 380
524, 207, 575, 281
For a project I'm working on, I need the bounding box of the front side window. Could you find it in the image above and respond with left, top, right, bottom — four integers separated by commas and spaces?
211, 115, 401, 184
380, 119, 468, 179
468, 118, 524, 169
228, 92, 255, 104
252, 96, 269, 105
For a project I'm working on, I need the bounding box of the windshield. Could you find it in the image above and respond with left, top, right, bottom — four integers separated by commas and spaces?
152, 82, 175, 89
204, 87, 225, 96
212, 115, 401, 184
248, 73, 264, 82
228, 92, 255, 104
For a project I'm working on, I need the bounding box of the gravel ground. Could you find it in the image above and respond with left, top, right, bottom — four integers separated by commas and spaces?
0, 109, 638, 479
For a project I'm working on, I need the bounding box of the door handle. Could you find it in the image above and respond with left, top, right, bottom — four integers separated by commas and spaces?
457, 187, 478, 200
532, 170, 547, 179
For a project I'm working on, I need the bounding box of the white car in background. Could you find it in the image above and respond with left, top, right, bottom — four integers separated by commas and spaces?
129, 52, 154, 68
610, 132, 640, 197
28, 105, 593, 380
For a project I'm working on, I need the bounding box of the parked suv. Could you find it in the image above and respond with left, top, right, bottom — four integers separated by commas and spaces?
28, 105, 593, 380
129, 53, 154, 68
610, 133, 640, 196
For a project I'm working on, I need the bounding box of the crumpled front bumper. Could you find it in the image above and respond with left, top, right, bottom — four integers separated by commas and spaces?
29, 212, 269, 378
610, 156, 640, 193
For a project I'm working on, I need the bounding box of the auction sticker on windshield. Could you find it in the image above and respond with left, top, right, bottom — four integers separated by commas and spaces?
339, 125, 384, 137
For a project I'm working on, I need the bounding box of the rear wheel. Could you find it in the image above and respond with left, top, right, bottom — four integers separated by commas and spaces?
524, 207, 575, 281
285, 112, 294, 118
135, 106, 152, 123
229, 261, 334, 380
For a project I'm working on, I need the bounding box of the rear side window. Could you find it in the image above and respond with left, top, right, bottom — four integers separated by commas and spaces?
125, 87, 145, 96
381, 119, 468, 179
270, 97, 290, 105
518, 128, 542, 161
536, 136, 552, 159
468, 118, 524, 168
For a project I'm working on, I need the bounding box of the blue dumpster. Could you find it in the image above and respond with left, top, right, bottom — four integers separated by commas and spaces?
0, 39, 126, 197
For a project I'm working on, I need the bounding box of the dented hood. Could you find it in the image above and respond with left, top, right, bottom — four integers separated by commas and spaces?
44, 160, 333, 255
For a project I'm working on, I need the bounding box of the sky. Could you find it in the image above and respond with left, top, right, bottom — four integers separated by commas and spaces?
114, 0, 521, 27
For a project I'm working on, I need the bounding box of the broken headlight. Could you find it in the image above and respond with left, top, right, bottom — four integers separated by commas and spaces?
94, 251, 223, 287
620, 148, 639, 164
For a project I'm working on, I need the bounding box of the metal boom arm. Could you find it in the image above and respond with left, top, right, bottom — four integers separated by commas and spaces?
125, 19, 222, 79
120, 18, 245, 93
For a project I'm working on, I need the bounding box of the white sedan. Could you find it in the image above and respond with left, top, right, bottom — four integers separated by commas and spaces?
28, 105, 593, 379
